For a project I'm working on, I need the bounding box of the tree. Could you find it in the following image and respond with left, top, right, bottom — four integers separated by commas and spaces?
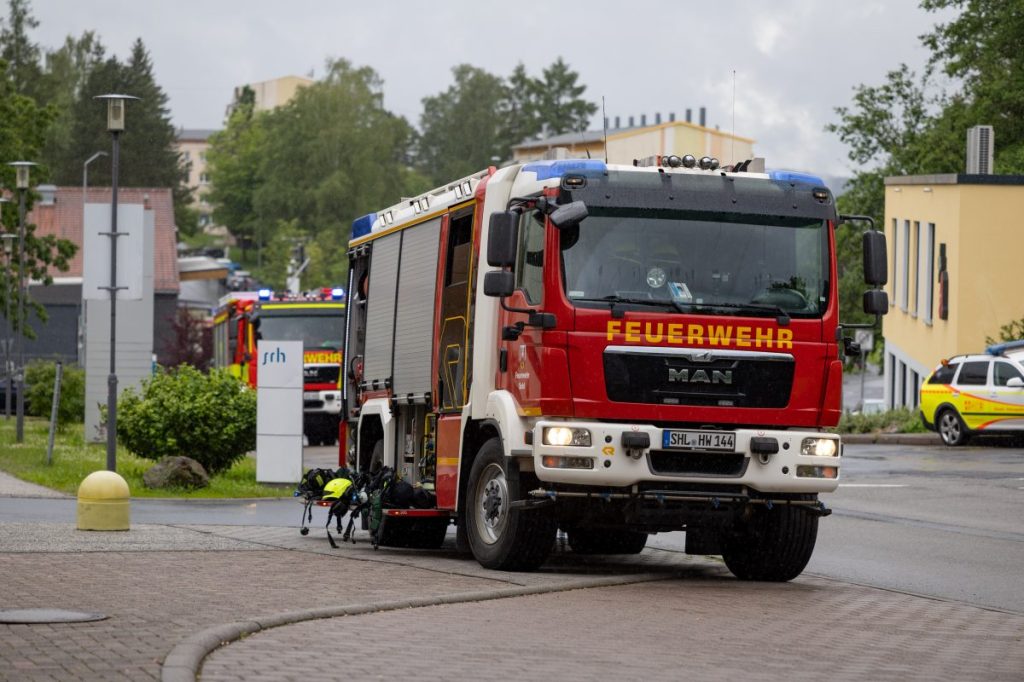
48, 39, 194, 233
0, 57, 77, 339
531, 57, 598, 137
418, 64, 509, 183
0, 0, 42, 100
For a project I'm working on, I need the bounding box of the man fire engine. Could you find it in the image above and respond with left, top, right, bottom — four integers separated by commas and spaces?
213, 288, 346, 445
341, 155, 887, 580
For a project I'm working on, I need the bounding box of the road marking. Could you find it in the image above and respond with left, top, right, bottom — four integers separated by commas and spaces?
838, 484, 907, 488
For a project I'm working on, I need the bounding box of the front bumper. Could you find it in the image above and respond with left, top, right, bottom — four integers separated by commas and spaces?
303, 390, 342, 416
530, 421, 841, 493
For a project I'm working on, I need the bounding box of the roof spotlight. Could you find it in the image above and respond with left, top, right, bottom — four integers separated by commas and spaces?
665, 155, 681, 168
710, 158, 720, 170
682, 154, 696, 169
698, 156, 712, 170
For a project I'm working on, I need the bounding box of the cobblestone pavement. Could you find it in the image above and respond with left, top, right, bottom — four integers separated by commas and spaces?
201, 576, 1024, 682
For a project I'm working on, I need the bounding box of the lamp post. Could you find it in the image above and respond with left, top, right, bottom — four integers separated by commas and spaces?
8, 161, 36, 443
83, 151, 108, 206
95, 94, 138, 472
0, 197, 13, 419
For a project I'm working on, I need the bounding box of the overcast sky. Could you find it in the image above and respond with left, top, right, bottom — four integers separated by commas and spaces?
30, 0, 955, 179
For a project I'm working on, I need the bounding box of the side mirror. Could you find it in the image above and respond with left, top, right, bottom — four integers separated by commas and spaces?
484, 270, 515, 297
863, 231, 888, 286
549, 201, 588, 229
863, 289, 888, 315
1006, 377, 1024, 389
487, 212, 518, 267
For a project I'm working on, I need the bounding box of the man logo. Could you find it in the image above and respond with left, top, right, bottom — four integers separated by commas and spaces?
668, 368, 733, 385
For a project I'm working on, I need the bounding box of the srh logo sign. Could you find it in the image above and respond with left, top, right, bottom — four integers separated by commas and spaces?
262, 347, 287, 366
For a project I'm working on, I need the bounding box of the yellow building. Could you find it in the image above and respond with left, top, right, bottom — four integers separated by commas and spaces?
236, 74, 314, 113
512, 113, 754, 168
882, 173, 1024, 409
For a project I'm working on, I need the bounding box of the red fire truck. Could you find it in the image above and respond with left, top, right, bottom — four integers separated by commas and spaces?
213, 289, 347, 445
341, 156, 887, 580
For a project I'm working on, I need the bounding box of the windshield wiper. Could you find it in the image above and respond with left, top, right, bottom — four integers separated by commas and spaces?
678, 301, 791, 325
571, 295, 676, 318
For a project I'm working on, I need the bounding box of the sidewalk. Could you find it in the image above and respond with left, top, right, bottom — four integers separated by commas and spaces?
3, 505, 1023, 681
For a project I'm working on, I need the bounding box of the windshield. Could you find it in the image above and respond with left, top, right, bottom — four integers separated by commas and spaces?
560, 209, 829, 317
257, 312, 344, 349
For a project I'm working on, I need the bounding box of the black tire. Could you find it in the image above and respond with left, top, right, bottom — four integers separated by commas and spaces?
377, 516, 449, 549
721, 498, 819, 582
567, 528, 648, 555
937, 408, 970, 446
465, 438, 556, 571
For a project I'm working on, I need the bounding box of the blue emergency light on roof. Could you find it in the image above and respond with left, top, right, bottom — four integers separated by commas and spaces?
521, 159, 607, 181
257, 288, 272, 301
331, 287, 345, 300
351, 212, 377, 240
768, 169, 827, 187
986, 339, 1024, 356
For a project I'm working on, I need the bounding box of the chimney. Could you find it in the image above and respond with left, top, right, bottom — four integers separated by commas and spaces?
685, 109, 692, 123
655, 112, 662, 124
614, 116, 620, 128
628, 116, 635, 127
669, 112, 676, 122
966, 125, 994, 174
699, 107, 707, 127
37, 184, 57, 206
640, 114, 647, 126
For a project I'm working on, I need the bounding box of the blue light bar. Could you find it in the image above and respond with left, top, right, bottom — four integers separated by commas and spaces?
521, 159, 607, 181
351, 212, 377, 240
986, 339, 1024, 356
257, 288, 272, 301
331, 287, 345, 300
768, 169, 827, 187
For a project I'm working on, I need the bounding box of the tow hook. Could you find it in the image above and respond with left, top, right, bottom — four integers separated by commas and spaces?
621, 432, 650, 460
750, 437, 779, 465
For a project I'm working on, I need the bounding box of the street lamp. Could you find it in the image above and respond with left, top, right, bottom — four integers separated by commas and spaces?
0, 196, 13, 419
8, 161, 36, 443
94, 94, 138, 472
83, 151, 108, 205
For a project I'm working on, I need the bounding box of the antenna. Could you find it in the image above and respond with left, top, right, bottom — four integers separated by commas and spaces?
602, 96, 609, 163
731, 70, 736, 167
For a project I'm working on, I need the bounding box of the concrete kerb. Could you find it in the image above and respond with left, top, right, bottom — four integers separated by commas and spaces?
160, 571, 681, 682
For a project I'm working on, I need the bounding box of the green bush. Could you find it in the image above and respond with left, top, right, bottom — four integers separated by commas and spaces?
25, 360, 86, 429
833, 407, 926, 435
117, 365, 256, 474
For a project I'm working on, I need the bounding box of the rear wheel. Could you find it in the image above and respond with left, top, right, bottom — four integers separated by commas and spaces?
466, 438, 556, 571
567, 528, 648, 555
721, 498, 819, 582
937, 408, 969, 446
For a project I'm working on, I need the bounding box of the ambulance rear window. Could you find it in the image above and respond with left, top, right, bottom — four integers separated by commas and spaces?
929, 362, 958, 384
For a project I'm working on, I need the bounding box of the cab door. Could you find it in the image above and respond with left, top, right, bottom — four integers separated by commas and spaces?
990, 360, 1024, 429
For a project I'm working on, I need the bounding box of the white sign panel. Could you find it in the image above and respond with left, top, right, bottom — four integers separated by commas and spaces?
83, 203, 145, 301
256, 340, 303, 483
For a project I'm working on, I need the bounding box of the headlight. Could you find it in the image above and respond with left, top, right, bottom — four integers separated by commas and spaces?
543, 427, 592, 447
801, 437, 838, 457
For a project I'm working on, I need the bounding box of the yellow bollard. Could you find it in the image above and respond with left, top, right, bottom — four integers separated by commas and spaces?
77, 471, 130, 531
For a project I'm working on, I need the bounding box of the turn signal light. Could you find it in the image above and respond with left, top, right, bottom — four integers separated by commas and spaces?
796, 465, 838, 479
541, 455, 594, 470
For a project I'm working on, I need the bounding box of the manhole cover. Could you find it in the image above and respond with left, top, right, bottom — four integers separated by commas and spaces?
0, 609, 108, 624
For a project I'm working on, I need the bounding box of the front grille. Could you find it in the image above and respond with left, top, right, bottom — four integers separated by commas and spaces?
648, 450, 748, 477
304, 365, 340, 384
604, 350, 793, 407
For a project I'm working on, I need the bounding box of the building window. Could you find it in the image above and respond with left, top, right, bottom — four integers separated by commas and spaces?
910, 371, 919, 408
200, 172, 210, 185
890, 218, 898, 304
888, 352, 897, 409
924, 223, 935, 324
181, 150, 190, 163
898, 359, 907, 406
911, 221, 920, 317
199, 151, 206, 162
199, 214, 211, 227
900, 220, 910, 311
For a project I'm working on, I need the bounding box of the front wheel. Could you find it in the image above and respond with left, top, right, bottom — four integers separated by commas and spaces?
721, 498, 819, 582
465, 438, 556, 571
937, 408, 969, 446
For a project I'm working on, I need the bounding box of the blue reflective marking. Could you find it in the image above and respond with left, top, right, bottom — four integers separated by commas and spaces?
767, 169, 827, 187
351, 212, 377, 240
521, 159, 607, 180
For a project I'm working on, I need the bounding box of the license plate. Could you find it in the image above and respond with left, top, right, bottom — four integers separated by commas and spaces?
303, 391, 319, 400
662, 430, 736, 451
